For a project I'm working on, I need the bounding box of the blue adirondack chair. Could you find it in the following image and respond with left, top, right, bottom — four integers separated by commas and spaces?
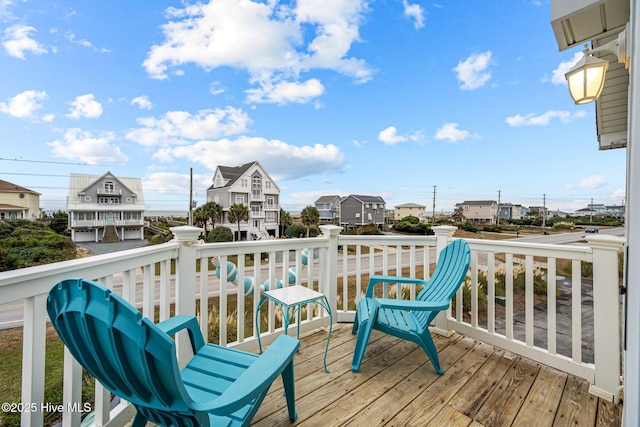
47, 278, 299, 427
351, 239, 470, 374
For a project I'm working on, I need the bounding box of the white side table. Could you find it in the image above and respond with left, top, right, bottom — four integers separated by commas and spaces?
256, 285, 332, 372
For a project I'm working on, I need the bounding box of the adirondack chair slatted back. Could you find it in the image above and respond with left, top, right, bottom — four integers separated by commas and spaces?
414, 239, 470, 325
47, 278, 193, 414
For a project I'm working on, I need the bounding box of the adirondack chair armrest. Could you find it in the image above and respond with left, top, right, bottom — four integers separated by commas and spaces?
365, 275, 428, 298
191, 334, 300, 414
156, 315, 206, 353
375, 298, 450, 312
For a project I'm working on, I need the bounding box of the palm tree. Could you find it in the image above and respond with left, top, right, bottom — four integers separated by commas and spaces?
300, 205, 320, 237
192, 206, 209, 239
200, 201, 222, 232
228, 203, 249, 241
279, 208, 292, 237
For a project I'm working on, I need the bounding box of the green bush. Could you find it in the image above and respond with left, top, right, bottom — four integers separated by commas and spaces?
285, 223, 320, 238
393, 221, 433, 235
0, 220, 76, 271
553, 221, 575, 230
457, 222, 478, 233
342, 224, 384, 235
483, 225, 502, 233
208, 226, 233, 242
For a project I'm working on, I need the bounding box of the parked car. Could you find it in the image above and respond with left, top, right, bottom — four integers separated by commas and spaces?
585, 226, 599, 233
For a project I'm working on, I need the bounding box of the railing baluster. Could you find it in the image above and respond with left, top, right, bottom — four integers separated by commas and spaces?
571, 259, 582, 362
470, 250, 478, 328
547, 257, 557, 355
62, 348, 82, 426
21, 294, 46, 427
200, 256, 209, 344
525, 255, 534, 347
506, 253, 514, 340
487, 252, 495, 333
237, 255, 246, 343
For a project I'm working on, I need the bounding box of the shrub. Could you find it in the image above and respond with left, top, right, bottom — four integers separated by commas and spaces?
285, 223, 320, 238
457, 222, 478, 233
483, 225, 502, 233
0, 220, 75, 271
553, 221, 575, 230
393, 221, 433, 235
208, 226, 233, 242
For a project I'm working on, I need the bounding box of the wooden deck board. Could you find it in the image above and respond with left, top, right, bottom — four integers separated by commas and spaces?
250, 326, 622, 427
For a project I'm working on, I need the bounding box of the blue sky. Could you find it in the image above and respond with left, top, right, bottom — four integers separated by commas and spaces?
0, 0, 626, 214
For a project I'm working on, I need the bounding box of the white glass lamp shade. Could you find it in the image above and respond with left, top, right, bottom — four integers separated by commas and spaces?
565, 53, 610, 105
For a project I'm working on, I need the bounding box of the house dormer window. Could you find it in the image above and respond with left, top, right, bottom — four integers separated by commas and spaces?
104, 181, 114, 193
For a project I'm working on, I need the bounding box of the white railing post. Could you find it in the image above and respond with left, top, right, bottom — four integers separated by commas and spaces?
21, 294, 46, 427
170, 226, 201, 366
587, 234, 625, 402
320, 225, 342, 327
432, 226, 457, 336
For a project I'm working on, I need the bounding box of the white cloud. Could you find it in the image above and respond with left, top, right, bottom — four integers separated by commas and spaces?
142, 0, 373, 104
159, 135, 345, 181
66, 94, 103, 119
47, 128, 128, 164
378, 126, 423, 145
131, 95, 153, 110
378, 126, 407, 145
246, 78, 325, 104
505, 110, 587, 126
143, 172, 210, 195
209, 81, 226, 95
126, 107, 251, 147
611, 188, 625, 202
549, 51, 583, 85
0, 90, 47, 118
402, 0, 425, 29
3, 24, 47, 59
434, 122, 471, 142
565, 175, 607, 190
65, 31, 92, 48
453, 51, 492, 90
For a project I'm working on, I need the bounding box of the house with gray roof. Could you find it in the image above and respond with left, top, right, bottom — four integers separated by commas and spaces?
315, 195, 341, 223
206, 161, 280, 240
67, 172, 145, 243
339, 194, 386, 230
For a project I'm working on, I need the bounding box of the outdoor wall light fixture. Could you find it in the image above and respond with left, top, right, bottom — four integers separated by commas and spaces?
565, 28, 629, 105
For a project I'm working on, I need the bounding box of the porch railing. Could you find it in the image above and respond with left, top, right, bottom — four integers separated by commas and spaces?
0, 225, 623, 426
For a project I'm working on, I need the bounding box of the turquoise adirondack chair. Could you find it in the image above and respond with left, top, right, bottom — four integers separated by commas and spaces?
47, 278, 299, 427
351, 239, 470, 374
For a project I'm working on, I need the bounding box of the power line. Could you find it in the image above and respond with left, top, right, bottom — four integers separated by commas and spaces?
0, 157, 109, 166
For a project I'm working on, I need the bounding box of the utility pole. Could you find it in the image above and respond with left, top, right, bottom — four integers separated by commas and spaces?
590, 197, 594, 223
542, 193, 546, 228
497, 190, 501, 225
432, 185, 436, 226
189, 167, 193, 226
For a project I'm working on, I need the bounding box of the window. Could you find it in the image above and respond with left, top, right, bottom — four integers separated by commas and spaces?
235, 195, 245, 204
241, 179, 248, 187
266, 196, 274, 207
368, 213, 372, 221
355, 213, 360, 218
266, 211, 275, 221
84, 196, 91, 201
252, 175, 261, 188
104, 181, 114, 193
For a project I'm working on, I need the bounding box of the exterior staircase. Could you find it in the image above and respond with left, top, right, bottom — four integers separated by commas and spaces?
102, 225, 120, 243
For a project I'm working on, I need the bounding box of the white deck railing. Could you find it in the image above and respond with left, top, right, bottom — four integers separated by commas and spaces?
0, 225, 624, 426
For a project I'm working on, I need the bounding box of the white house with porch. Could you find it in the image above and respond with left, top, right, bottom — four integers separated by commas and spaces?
66, 172, 145, 243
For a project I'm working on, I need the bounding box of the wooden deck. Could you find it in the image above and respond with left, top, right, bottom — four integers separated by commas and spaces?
252, 325, 622, 427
